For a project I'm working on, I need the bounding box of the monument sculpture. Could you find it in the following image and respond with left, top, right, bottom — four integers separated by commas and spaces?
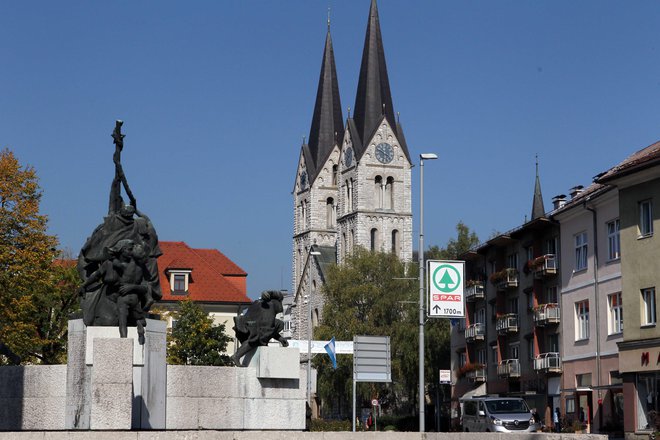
77, 121, 162, 344
231, 290, 289, 366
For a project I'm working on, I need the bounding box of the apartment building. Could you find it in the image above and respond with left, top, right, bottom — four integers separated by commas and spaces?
552, 184, 623, 433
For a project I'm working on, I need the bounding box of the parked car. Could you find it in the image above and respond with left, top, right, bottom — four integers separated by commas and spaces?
461, 396, 541, 433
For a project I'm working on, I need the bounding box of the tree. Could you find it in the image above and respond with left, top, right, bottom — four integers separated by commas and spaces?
0, 149, 76, 364
426, 221, 480, 260
314, 248, 450, 418
167, 299, 232, 366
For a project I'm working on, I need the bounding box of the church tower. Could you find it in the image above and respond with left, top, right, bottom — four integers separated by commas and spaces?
336, 0, 413, 263
292, 23, 344, 317
291, 1, 413, 338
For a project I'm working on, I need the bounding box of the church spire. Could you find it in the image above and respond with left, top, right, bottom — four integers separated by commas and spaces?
307, 28, 344, 180
352, 0, 397, 148
531, 155, 545, 220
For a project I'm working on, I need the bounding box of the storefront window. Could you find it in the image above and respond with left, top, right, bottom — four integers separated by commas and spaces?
637, 373, 660, 430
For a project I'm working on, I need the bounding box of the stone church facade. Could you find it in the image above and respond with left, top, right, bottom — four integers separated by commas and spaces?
291, 0, 412, 339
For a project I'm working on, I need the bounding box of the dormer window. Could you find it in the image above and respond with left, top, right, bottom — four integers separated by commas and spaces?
167, 269, 192, 294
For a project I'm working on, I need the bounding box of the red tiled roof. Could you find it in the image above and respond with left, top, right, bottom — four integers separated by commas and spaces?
598, 140, 660, 182
157, 241, 250, 304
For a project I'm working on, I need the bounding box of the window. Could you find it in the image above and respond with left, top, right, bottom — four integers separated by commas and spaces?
391, 230, 398, 255
326, 197, 335, 228
528, 338, 535, 360
608, 292, 623, 334
332, 164, 338, 186
546, 237, 558, 255
547, 285, 558, 304
566, 397, 575, 414
370, 228, 379, 252
477, 349, 487, 365
458, 351, 467, 368
509, 297, 518, 314
575, 232, 588, 271
576, 300, 589, 340
476, 308, 486, 324
173, 274, 186, 292
491, 345, 499, 363
576, 373, 592, 387
639, 200, 653, 237
507, 253, 518, 270
525, 246, 533, 262
375, 176, 383, 208
385, 176, 394, 209
607, 219, 621, 260
642, 288, 657, 326
510, 343, 519, 360
549, 333, 559, 353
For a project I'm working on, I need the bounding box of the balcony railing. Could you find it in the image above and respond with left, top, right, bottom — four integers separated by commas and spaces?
533, 352, 562, 373
497, 359, 521, 378
465, 283, 485, 302
465, 323, 485, 342
532, 254, 557, 278
491, 268, 519, 291
466, 366, 487, 382
533, 303, 560, 326
496, 313, 519, 334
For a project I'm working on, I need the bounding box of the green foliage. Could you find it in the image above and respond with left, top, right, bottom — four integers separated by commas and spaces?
167, 299, 232, 366
314, 248, 450, 416
426, 221, 480, 260
310, 418, 352, 431
0, 149, 79, 365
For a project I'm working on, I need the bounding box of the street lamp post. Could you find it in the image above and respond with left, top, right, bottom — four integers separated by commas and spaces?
419, 153, 437, 432
307, 249, 322, 407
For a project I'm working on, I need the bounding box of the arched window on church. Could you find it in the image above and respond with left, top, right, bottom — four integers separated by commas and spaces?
345, 180, 350, 214
342, 233, 347, 259
391, 229, 399, 255
350, 229, 355, 254
385, 177, 394, 209
375, 175, 383, 209
326, 197, 335, 228
313, 308, 319, 327
332, 164, 338, 186
371, 228, 379, 252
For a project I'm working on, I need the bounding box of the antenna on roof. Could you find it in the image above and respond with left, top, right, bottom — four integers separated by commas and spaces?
382, 103, 386, 115
327, 4, 331, 30
347, 106, 351, 118
397, 111, 400, 124
535, 153, 539, 175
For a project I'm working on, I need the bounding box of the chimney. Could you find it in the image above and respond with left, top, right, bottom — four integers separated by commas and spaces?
569, 185, 584, 199
552, 194, 567, 209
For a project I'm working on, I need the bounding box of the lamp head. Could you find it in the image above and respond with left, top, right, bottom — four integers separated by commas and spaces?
420, 153, 438, 161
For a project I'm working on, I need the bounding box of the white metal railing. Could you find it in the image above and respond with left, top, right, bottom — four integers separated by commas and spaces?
467, 367, 487, 382
533, 352, 561, 372
497, 358, 521, 377
533, 254, 557, 277
465, 323, 485, 341
533, 303, 560, 325
496, 268, 519, 290
465, 283, 485, 301
496, 313, 519, 333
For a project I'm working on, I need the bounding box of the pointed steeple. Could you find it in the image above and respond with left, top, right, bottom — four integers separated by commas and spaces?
531, 155, 545, 220
352, 0, 397, 150
307, 28, 344, 181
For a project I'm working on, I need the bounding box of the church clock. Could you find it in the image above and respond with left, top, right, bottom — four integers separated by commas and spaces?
375, 142, 394, 164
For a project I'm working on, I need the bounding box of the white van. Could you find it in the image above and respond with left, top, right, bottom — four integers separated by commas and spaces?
461, 396, 540, 433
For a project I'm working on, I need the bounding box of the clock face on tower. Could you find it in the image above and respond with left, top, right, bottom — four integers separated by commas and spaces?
375, 143, 394, 164
344, 147, 354, 167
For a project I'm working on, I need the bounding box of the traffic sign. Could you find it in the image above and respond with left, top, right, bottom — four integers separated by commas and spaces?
372, 399, 379, 406
428, 260, 465, 318
439, 369, 451, 384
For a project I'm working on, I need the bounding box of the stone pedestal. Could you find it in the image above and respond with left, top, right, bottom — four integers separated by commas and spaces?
245, 346, 301, 379
90, 338, 133, 429
65, 318, 167, 430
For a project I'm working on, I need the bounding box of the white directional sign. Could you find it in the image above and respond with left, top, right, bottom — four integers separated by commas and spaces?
427, 260, 465, 318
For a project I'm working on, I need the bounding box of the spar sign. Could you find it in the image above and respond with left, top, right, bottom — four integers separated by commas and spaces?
427, 260, 465, 318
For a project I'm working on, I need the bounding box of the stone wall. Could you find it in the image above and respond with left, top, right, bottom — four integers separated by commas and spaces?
0, 365, 67, 430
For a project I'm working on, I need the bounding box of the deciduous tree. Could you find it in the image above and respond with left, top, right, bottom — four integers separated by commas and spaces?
167, 299, 232, 366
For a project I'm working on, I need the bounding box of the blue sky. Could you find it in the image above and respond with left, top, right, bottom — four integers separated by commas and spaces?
3, 1, 660, 298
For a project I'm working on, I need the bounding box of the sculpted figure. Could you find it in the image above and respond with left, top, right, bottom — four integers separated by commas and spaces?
77, 121, 161, 342
231, 290, 289, 366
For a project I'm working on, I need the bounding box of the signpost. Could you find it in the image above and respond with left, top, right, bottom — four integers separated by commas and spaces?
427, 260, 465, 318
353, 336, 391, 432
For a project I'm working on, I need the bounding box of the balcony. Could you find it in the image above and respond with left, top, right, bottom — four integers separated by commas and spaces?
496, 313, 519, 334
497, 359, 521, 378
465, 282, 485, 302
466, 366, 487, 382
490, 268, 519, 291
533, 303, 560, 326
533, 352, 562, 373
531, 254, 557, 279
465, 323, 485, 342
